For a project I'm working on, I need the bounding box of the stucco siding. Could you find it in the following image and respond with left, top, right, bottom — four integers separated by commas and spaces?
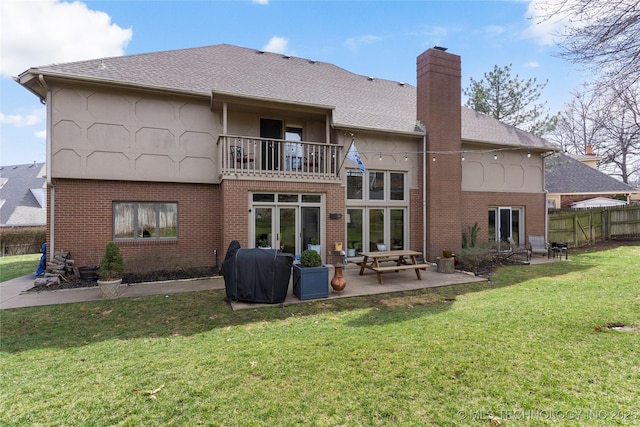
49, 84, 220, 183
461, 147, 543, 193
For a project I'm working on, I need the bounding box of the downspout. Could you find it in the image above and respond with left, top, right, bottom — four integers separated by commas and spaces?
541, 151, 555, 241
422, 132, 427, 260
39, 74, 54, 262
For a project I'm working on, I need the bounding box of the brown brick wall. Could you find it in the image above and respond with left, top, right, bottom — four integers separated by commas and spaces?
47, 179, 222, 271
417, 48, 463, 260
220, 180, 345, 264
461, 191, 546, 243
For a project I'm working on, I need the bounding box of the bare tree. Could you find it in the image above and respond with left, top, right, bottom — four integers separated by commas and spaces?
599, 84, 640, 183
555, 82, 640, 184
551, 83, 606, 154
464, 64, 557, 136
534, 0, 640, 87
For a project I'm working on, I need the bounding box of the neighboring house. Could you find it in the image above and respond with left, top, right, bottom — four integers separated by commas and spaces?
0, 162, 47, 226
545, 152, 639, 209
16, 44, 556, 269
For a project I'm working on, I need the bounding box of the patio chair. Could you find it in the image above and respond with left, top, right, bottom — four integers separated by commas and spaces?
230, 145, 254, 164
507, 237, 530, 262
528, 235, 548, 257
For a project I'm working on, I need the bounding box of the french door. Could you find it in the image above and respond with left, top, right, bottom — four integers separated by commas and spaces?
252, 199, 321, 256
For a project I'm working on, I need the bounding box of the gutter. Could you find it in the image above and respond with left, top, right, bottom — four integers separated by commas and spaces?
39, 74, 55, 262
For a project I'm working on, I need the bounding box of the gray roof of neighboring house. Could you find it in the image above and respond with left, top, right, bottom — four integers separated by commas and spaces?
545, 152, 638, 194
17, 43, 556, 150
0, 162, 47, 226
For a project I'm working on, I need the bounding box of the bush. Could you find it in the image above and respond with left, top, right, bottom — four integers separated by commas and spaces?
98, 242, 125, 280
0, 226, 46, 255
456, 242, 501, 274
300, 249, 322, 267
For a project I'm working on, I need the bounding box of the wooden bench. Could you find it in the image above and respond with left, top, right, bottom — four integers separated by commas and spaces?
370, 263, 427, 284
371, 264, 427, 273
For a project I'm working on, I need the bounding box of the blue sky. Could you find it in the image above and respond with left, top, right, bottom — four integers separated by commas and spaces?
0, 0, 584, 166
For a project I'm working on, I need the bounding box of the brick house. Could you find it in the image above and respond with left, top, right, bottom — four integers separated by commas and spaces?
16, 44, 556, 271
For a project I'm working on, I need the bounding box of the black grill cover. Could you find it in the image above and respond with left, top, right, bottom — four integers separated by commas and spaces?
222, 241, 293, 303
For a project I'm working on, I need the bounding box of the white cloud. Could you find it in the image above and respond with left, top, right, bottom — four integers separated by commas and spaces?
345, 35, 382, 52
0, 110, 44, 127
524, 61, 540, 68
0, 0, 132, 78
524, 0, 574, 45
252, 0, 269, 4
35, 129, 47, 139
263, 37, 289, 54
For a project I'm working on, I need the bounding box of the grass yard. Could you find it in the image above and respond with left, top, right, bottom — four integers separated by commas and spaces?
0, 253, 40, 283
1, 243, 639, 426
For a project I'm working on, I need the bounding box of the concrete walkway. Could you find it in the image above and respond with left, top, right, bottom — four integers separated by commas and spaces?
1, 256, 563, 310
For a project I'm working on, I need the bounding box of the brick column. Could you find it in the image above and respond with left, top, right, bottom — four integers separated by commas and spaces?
416, 48, 462, 261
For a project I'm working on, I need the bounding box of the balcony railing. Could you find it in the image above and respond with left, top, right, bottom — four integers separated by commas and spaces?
219, 135, 343, 181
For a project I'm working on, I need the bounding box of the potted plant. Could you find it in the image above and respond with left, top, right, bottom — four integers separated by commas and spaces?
347, 242, 357, 257
293, 249, 329, 300
97, 242, 125, 299
307, 237, 321, 254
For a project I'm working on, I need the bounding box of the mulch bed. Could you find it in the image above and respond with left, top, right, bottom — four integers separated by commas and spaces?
26, 266, 219, 292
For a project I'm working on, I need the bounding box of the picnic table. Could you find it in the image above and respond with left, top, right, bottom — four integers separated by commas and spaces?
357, 250, 426, 284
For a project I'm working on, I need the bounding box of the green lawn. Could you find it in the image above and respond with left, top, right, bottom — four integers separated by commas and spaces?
1, 243, 639, 426
0, 253, 40, 282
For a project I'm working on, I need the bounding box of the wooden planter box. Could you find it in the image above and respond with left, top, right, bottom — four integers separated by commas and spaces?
292, 264, 329, 300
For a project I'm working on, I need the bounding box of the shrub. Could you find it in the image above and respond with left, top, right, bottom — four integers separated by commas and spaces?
300, 249, 322, 267
98, 242, 125, 280
457, 242, 501, 274
462, 222, 480, 249
0, 226, 46, 255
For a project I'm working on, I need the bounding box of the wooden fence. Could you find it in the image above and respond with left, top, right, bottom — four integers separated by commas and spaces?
548, 205, 640, 247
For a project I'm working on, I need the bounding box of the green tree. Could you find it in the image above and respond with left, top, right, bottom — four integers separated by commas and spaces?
464, 64, 557, 136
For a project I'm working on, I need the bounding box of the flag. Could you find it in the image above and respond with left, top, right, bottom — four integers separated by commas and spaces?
346, 141, 366, 172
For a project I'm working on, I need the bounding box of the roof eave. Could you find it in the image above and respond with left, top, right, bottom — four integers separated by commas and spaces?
333, 123, 424, 138
462, 137, 560, 152
17, 69, 212, 100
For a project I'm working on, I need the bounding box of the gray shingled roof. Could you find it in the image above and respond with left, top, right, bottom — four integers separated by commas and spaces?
18, 43, 556, 150
0, 163, 47, 226
545, 153, 637, 194
461, 107, 553, 149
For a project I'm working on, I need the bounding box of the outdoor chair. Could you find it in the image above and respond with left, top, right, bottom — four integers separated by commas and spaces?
230, 145, 254, 165
528, 235, 548, 257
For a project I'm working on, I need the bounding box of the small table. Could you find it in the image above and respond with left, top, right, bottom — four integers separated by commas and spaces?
357, 250, 426, 284
549, 242, 569, 260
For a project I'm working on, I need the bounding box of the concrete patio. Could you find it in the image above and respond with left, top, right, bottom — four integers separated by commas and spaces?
1, 255, 564, 310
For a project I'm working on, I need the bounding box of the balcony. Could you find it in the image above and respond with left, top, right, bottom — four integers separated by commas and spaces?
218, 135, 343, 181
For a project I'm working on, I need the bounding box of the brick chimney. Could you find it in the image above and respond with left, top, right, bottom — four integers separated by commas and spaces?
416, 48, 462, 261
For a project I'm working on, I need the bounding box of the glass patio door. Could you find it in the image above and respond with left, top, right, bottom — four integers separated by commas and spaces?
498, 207, 512, 242
254, 207, 274, 248
279, 207, 297, 254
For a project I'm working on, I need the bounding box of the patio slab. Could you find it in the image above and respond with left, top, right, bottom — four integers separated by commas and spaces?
1, 256, 566, 310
